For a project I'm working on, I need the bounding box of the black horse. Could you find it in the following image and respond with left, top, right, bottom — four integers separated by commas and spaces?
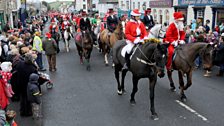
75, 30, 93, 71
113, 40, 169, 120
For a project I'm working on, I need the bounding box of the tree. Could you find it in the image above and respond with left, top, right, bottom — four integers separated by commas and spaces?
42, 1, 51, 11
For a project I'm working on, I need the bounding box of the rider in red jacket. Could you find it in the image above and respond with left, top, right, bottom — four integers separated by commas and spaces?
122, 9, 148, 70
164, 12, 186, 71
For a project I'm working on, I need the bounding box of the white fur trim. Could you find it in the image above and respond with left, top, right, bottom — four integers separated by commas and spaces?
131, 11, 141, 16
136, 27, 141, 36
176, 18, 184, 21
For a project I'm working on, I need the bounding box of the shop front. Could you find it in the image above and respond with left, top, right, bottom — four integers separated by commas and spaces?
149, 0, 173, 24
176, 0, 224, 29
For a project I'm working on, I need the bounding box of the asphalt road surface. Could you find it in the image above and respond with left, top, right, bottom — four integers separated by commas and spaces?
11, 23, 224, 126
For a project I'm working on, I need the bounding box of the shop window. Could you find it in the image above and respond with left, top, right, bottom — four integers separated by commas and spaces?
153, 9, 157, 23
165, 10, 170, 24
83, 4, 86, 9
133, 2, 135, 9
126, 1, 129, 10
138, 2, 140, 10
217, 10, 224, 25
159, 10, 162, 24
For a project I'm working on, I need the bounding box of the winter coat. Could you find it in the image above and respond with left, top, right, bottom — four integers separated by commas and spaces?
15, 60, 38, 96
27, 73, 41, 104
42, 38, 57, 55
107, 15, 118, 32
125, 19, 148, 43
80, 18, 91, 31
164, 22, 186, 43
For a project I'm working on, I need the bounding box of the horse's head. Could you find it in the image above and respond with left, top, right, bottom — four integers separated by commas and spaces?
114, 22, 124, 39
200, 44, 213, 70
81, 29, 93, 58
153, 43, 169, 78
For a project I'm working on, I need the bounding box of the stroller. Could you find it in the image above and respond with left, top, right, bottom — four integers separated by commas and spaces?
38, 72, 53, 89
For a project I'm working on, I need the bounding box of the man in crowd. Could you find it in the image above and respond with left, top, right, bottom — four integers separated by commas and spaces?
142, 8, 155, 31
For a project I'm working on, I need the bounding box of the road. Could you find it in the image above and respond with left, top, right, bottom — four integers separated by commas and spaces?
41, 41, 224, 126
10, 23, 224, 126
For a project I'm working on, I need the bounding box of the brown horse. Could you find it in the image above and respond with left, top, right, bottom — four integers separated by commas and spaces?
167, 42, 213, 101
74, 30, 93, 71
99, 22, 124, 66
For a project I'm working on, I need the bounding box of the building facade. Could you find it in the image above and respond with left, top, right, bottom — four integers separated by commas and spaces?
150, 0, 174, 24
174, 0, 224, 29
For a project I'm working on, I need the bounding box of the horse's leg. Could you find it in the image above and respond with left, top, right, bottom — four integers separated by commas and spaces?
65, 39, 69, 52
115, 65, 122, 95
184, 70, 193, 90
121, 69, 128, 93
149, 75, 159, 120
76, 44, 83, 64
130, 76, 139, 104
178, 71, 187, 102
86, 58, 90, 71
167, 70, 176, 92
105, 53, 109, 66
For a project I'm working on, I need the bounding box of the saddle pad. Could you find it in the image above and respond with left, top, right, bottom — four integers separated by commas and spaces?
121, 44, 135, 58
75, 33, 82, 41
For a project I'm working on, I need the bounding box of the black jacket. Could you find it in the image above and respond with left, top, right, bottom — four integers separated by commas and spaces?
143, 15, 155, 29
27, 73, 41, 104
107, 15, 118, 32
80, 18, 91, 31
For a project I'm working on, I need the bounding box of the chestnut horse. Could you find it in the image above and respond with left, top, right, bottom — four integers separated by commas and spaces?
74, 30, 93, 71
167, 42, 213, 101
99, 22, 124, 66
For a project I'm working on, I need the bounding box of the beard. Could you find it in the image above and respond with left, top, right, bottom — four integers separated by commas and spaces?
177, 22, 184, 31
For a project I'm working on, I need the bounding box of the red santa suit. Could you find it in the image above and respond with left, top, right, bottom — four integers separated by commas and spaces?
164, 12, 186, 70
49, 20, 58, 32
121, 9, 148, 57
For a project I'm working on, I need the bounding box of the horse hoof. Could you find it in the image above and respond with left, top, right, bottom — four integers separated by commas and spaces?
181, 95, 187, 102
170, 87, 176, 92
130, 100, 136, 105
151, 114, 159, 120
105, 63, 109, 66
122, 89, 127, 94
86, 66, 91, 71
117, 90, 123, 95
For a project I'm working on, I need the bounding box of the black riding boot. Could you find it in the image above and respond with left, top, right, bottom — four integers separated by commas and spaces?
122, 53, 131, 70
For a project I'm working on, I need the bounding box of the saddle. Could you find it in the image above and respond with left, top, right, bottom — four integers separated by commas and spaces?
75, 33, 82, 41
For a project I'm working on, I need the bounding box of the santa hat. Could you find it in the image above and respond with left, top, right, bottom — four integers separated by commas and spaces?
108, 8, 114, 13
131, 9, 141, 16
173, 12, 184, 21
45, 33, 51, 38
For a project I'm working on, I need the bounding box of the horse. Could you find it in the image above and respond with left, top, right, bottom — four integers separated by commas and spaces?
63, 26, 73, 52
74, 29, 93, 71
113, 40, 169, 120
99, 22, 124, 66
148, 24, 167, 42
167, 42, 213, 101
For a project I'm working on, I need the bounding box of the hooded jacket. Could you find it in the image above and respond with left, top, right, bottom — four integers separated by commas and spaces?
27, 73, 41, 104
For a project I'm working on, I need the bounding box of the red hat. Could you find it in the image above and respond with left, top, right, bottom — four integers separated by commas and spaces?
108, 8, 114, 13
131, 9, 141, 16
45, 33, 51, 38
82, 11, 87, 16
174, 12, 184, 21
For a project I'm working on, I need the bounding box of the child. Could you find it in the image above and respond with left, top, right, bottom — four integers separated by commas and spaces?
5, 110, 17, 126
27, 73, 41, 119
0, 62, 14, 98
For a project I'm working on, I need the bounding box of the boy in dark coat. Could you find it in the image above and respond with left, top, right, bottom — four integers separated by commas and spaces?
27, 73, 41, 119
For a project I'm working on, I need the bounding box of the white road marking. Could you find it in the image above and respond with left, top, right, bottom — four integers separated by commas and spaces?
175, 100, 208, 122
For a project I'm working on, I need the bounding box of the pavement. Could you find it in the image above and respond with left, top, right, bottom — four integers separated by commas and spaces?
9, 23, 224, 126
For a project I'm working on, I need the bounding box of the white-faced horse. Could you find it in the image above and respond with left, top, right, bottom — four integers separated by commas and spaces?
148, 24, 167, 42
63, 26, 73, 52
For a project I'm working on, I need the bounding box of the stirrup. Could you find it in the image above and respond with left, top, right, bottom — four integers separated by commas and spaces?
122, 63, 128, 70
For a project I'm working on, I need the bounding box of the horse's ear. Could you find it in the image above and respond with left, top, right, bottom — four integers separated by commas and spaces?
157, 43, 162, 50
206, 43, 212, 48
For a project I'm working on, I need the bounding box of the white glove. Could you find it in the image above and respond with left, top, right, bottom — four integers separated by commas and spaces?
146, 26, 149, 29
143, 36, 149, 40
179, 40, 185, 44
171, 41, 178, 47
139, 39, 144, 43
134, 37, 141, 44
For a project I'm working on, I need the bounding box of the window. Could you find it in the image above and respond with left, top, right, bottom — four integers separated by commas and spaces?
83, 0, 85, 2
83, 4, 86, 9
133, 2, 135, 9
121, 1, 123, 8
138, 2, 140, 10
165, 10, 170, 23
126, 1, 129, 10
153, 9, 157, 23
